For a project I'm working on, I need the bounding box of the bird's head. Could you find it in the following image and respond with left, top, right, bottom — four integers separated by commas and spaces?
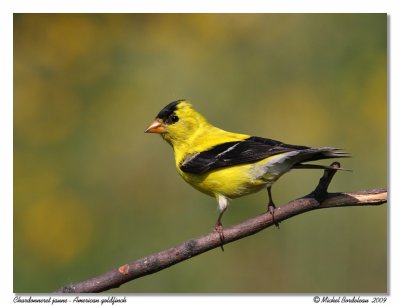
145, 100, 208, 146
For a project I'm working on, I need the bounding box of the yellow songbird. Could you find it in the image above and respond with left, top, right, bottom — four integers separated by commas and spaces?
145, 99, 349, 236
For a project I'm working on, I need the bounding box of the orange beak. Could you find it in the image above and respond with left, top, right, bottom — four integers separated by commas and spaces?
144, 119, 166, 134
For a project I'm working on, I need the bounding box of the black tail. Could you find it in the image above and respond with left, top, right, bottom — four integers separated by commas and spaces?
292, 147, 351, 171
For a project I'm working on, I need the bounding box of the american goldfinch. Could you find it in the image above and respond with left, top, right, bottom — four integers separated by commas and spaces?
145, 100, 348, 237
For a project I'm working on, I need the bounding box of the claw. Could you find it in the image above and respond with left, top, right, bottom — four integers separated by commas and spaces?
268, 204, 280, 228
214, 222, 225, 252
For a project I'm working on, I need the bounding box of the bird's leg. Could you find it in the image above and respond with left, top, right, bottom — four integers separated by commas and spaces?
267, 186, 279, 228
214, 195, 228, 251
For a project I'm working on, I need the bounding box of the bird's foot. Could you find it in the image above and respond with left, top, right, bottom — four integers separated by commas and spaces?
214, 222, 225, 252
268, 203, 280, 229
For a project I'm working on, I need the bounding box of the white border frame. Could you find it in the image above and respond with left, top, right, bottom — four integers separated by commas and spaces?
2, 1, 398, 306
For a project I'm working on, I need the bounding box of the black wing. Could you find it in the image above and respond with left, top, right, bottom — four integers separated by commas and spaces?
179, 136, 309, 174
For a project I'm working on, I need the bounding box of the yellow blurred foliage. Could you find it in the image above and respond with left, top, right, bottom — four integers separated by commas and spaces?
20, 193, 94, 264
362, 55, 387, 130
255, 84, 335, 144
14, 78, 81, 145
15, 14, 98, 70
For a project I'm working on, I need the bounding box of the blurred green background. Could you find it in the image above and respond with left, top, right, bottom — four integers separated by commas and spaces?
13, 14, 387, 293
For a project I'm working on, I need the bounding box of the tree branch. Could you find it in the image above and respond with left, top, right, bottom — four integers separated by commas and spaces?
55, 163, 387, 293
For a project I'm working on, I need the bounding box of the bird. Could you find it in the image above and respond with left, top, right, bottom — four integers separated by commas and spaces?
145, 99, 349, 244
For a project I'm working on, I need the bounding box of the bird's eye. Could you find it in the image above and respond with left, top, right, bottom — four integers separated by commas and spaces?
168, 114, 179, 124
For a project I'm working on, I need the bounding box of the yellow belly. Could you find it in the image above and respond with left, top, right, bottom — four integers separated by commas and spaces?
178, 163, 267, 199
